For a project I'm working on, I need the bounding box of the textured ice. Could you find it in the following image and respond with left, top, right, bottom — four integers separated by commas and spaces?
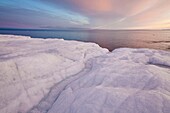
0, 35, 108, 113
0, 35, 170, 113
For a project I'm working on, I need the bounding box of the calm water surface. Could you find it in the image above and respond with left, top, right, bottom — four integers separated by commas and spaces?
0, 29, 170, 51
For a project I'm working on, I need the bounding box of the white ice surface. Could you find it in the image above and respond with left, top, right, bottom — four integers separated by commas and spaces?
0, 35, 108, 113
0, 35, 170, 113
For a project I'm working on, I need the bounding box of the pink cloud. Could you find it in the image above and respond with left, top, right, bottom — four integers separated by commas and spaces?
69, 0, 114, 15
127, 0, 170, 28
88, 0, 170, 29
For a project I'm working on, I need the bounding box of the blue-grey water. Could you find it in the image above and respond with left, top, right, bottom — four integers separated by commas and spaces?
0, 29, 170, 51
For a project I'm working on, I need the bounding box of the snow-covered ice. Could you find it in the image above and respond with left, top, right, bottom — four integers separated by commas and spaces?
0, 34, 108, 113
0, 34, 170, 113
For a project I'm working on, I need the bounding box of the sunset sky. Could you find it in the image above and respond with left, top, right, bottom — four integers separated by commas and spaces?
0, 0, 170, 29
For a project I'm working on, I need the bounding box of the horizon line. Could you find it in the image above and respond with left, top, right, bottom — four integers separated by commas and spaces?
0, 27, 170, 31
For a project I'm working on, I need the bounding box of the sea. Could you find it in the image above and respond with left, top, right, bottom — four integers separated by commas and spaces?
0, 29, 170, 51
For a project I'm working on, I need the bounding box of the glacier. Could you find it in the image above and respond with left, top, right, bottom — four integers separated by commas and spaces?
0, 34, 170, 113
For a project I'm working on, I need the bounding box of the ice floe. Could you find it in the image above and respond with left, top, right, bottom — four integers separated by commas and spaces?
0, 35, 170, 113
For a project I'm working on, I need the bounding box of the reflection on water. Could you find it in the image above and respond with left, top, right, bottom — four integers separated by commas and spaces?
0, 29, 170, 51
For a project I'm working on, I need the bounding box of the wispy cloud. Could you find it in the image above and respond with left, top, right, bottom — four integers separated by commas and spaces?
0, 0, 170, 29
0, 0, 89, 28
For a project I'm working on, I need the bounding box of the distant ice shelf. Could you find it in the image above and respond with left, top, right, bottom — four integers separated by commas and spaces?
0, 34, 170, 113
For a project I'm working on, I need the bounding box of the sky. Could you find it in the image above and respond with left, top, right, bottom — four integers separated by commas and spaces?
0, 0, 170, 29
